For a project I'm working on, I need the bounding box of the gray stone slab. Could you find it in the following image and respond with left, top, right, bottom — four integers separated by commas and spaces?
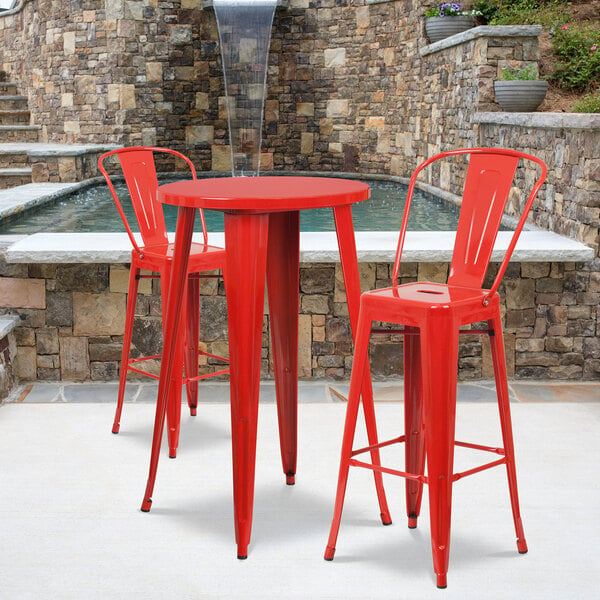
16, 382, 62, 403
61, 382, 137, 403
421, 25, 543, 57
474, 111, 600, 130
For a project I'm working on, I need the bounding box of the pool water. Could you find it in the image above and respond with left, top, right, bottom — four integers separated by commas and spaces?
0, 177, 462, 234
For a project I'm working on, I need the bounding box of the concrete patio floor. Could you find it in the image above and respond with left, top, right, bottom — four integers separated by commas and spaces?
1, 380, 598, 599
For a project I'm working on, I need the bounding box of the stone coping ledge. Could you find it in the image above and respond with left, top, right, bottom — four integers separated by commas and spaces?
474, 111, 600, 130
3, 230, 593, 264
0, 314, 19, 338
0, 124, 40, 131
0, 142, 118, 156
0, 181, 97, 220
0, 167, 31, 175
420, 25, 542, 57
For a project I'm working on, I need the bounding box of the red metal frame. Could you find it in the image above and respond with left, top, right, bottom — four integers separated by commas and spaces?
98, 147, 229, 457
324, 148, 547, 588
140, 176, 390, 559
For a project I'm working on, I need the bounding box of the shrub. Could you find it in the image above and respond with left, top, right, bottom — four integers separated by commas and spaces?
500, 65, 540, 80
473, 0, 566, 27
551, 24, 600, 92
571, 90, 600, 113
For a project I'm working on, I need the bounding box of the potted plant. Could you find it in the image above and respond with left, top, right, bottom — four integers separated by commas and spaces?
424, 3, 480, 43
494, 65, 549, 112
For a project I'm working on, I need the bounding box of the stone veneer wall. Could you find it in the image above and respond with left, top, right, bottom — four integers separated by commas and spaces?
0, 1, 546, 172
0, 0, 598, 382
1, 259, 598, 382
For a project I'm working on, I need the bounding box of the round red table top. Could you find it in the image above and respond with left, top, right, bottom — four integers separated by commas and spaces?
157, 176, 370, 212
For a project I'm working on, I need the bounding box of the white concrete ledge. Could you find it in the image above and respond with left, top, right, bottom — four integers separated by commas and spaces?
3, 230, 594, 264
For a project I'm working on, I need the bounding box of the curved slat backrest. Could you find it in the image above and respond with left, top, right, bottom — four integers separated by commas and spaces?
98, 147, 204, 254
448, 152, 519, 289
118, 148, 168, 248
392, 148, 547, 302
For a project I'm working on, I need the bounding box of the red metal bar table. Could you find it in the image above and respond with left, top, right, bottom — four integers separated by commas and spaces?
141, 176, 391, 558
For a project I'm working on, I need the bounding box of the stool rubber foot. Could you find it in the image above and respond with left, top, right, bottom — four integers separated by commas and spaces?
190, 407, 197, 416
141, 498, 152, 512
436, 574, 447, 589
286, 472, 295, 485
111, 424, 120, 434
408, 515, 418, 529
237, 543, 248, 560
169, 449, 177, 459
324, 546, 335, 561
517, 539, 528, 554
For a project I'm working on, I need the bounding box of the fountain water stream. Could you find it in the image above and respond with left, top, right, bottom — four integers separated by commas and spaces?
213, 0, 277, 177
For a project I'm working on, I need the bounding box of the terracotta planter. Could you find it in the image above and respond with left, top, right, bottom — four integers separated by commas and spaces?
494, 80, 549, 112
425, 16, 475, 43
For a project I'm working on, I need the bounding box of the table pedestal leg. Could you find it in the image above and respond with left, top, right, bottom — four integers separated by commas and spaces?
224, 212, 270, 559
141, 206, 196, 511
266, 211, 300, 485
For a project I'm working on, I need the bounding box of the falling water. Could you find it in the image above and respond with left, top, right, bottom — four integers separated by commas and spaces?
213, 0, 277, 177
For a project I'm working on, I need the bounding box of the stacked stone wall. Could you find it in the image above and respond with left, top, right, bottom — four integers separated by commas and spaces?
1, 260, 598, 382
0, 0, 598, 381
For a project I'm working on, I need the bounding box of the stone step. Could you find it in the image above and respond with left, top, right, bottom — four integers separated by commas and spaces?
0, 109, 30, 125
0, 125, 40, 142
0, 95, 29, 111
0, 167, 32, 189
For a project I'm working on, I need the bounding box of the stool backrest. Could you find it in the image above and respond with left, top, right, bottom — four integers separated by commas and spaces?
392, 148, 547, 304
98, 147, 207, 255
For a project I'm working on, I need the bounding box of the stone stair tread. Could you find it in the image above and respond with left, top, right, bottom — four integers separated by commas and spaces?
0, 142, 117, 155
0, 125, 40, 130
0, 167, 32, 175
0, 109, 30, 114
0, 95, 28, 101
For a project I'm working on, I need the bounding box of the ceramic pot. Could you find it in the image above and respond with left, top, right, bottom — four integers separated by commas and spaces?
494, 80, 549, 112
425, 16, 475, 43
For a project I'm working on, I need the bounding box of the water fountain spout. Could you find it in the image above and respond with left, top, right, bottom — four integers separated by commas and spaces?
213, 0, 277, 177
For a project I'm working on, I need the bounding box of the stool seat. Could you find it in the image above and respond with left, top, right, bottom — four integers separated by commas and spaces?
139, 242, 226, 269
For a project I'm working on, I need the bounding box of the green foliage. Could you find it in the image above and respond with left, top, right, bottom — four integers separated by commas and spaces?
571, 90, 600, 113
551, 24, 600, 91
473, 0, 567, 27
501, 65, 540, 80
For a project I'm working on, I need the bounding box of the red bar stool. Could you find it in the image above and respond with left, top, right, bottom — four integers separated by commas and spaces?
324, 148, 547, 588
98, 147, 229, 457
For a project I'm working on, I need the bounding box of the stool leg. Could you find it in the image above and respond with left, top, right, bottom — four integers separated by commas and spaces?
421, 318, 459, 589
333, 205, 390, 525
185, 275, 200, 416
113, 264, 140, 434
488, 315, 528, 554
325, 309, 375, 560
160, 267, 184, 460
404, 325, 425, 528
